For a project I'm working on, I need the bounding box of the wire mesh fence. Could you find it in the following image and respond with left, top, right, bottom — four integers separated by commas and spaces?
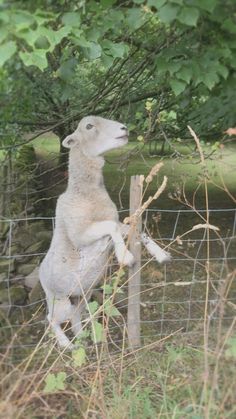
0, 208, 236, 359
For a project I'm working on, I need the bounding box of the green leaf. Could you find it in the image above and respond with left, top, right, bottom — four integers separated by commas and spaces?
0, 41, 17, 67
43, 372, 67, 393
104, 300, 121, 317
75, 329, 90, 343
177, 66, 192, 83
116, 43, 128, 58
39, 26, 71, 51
216, 64, 229, 80
72, 347, 87, 366
73, 35, 90, 48
57, 58, 78, 81
0, 27, 9, 43
126, 8, 144, 30
34, 9, 56, 26
111, 268, 125, 281
158, 4, 179, 23
148, 0, 166, 7
225, 337, 236, 359
56, 372, 67, 390
102, 284, 113, 295
85, 42, 102, 60
101, 0, 116, 6
34, 35, 50, 50
88, 301, 99, 315
202, 72, 219, 90
62, 12, 81, 27
11, 11, 35, 30
168, 61, 182, 75
156, 57, 168, 75
193, 0, 217, 13
18, 26, 71, 52
19, 49, 48, 71
0, 10, 10, 23
91, 320, 104, 344
222, 19, 236, 34
103, 41, 127, 58
177, 7, 200, 27
170, 79, 186, 95
86, 28, 100, 42
101, 53, 114, 68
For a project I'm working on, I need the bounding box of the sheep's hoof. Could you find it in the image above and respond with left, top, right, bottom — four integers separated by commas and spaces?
57, 340, 75, 351
159, 252, 172, 264
61, 343, 75, 351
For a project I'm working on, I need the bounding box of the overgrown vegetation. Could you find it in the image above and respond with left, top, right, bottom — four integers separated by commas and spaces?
1, 0, 236, 155
0, 0, 236, 417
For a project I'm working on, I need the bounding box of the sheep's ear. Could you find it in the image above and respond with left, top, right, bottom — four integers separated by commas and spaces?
62, 134, 77, 149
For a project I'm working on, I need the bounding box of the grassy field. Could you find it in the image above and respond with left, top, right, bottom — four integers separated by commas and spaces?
32, 133, 236, 210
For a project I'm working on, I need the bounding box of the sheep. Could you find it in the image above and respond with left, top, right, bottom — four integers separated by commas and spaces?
39, 116, 170, 349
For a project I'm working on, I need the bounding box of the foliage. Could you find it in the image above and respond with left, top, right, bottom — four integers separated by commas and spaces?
225, 336, 236, 359
43, 371, 67, 393
0, 0, 236, 155
72, 346, 87, 367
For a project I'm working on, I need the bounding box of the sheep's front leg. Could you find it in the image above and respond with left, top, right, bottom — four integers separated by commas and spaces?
80, 221, 135, 267
141, 233, 171, 263
120, 224, 171, 264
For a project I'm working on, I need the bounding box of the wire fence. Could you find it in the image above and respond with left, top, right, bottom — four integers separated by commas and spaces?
0, 208, 236, 358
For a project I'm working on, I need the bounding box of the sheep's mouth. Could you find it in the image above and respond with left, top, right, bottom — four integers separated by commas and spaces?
116, 135, 128, 140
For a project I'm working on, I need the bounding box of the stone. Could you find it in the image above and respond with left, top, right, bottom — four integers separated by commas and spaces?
24, 241, 44, 255
25, 266, 39, 289
0, 273, 7, 282
28, 281, 44, 303
0, 258, 15, 273
17, 263, 37, 276
0, 286, 27, 308
35, 230, 52, 246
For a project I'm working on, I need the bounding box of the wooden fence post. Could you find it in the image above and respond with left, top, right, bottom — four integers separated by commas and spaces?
127, 175, 142, 348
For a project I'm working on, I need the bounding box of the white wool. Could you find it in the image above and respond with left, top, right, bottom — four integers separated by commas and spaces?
39, 116, 171, 350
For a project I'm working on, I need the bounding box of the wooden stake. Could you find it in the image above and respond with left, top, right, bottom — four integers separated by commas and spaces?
127, 175, 142, 348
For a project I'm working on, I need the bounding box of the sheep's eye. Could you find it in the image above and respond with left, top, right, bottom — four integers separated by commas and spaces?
86, 123, 93, 130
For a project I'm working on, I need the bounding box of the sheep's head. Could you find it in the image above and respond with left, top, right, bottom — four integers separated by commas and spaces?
62, 116, 128, 156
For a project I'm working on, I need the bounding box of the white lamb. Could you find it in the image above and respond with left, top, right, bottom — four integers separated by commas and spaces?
39, 116, 170, 349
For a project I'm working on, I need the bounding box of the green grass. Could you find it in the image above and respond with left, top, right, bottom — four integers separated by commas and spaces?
2, 133, 235, 210
32, 132, 60, 156
103, 142, 236, 209
29, 133, 236, 208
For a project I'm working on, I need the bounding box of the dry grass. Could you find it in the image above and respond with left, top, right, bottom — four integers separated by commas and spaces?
0, 130, 236, 418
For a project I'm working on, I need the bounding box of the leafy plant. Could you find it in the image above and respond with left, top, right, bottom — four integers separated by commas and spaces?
225, 336, 236, 359
43, 372, 67, 393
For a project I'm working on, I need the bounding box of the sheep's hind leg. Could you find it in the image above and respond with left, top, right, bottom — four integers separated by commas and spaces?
47, 296, 75, 350
70, 303, 83, 337
70, 291, 93, 338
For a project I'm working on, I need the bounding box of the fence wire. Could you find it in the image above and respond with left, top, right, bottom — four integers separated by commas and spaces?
0, 208, 236, 359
